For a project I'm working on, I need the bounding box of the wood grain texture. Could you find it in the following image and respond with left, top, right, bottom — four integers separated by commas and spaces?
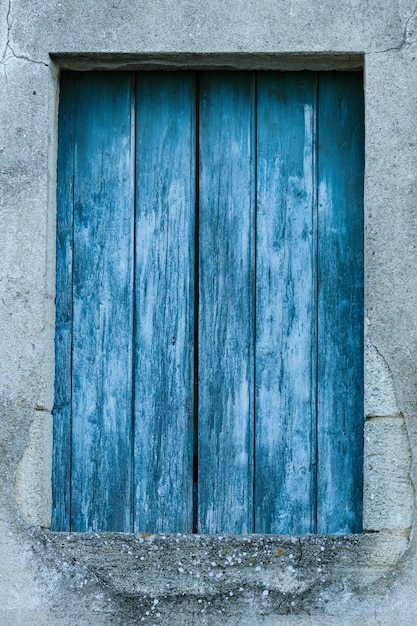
198, 72, 255, 534
255, 72, 317, 534
51, 73, 74, 531
317, 72, 364, 534
53, 70, 364, 535
133, 73, 195, 533
71, 73, 135, 531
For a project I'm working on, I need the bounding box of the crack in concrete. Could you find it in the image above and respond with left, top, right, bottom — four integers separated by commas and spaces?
373, 1, 417, 53
0, 0, 12, 80
403, 1, 417, 46
297, 537, 303, 571
371, 342, 399, 411
373, 45, 403, 53
371, 343, 417, 535
1, 0, 12, 63
1, 0, 48, 71
7, 42, 49, 67
366, 413, 403, 420
403, 416, 417, 531
368, 341, 416, 528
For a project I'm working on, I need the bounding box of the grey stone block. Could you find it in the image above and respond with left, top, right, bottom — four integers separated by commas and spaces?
363, 416, 414, 531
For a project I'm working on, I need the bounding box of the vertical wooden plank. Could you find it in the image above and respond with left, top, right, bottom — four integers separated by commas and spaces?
71, 72, 135, 531
317, 72, 364, 534
198, 72, 255, 534
52, 73, 74, 531
133, 72, 195, 533
255, 72, 317, 534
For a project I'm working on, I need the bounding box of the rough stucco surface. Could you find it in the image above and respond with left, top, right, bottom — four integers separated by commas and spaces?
1, 1, 417, 624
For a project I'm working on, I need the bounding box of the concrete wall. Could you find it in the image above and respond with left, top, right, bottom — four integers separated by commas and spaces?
1, 1, 417, 624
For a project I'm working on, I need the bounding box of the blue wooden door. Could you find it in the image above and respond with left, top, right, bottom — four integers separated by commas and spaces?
52, 70, 363, 534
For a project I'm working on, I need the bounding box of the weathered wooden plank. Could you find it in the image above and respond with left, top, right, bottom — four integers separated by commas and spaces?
71, 72, 135, 532
198, 72, 255, 534
317, 72, 364, 534
51, 73, 75, 531
133, 72, 196, 533
255, 72, 317, 534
